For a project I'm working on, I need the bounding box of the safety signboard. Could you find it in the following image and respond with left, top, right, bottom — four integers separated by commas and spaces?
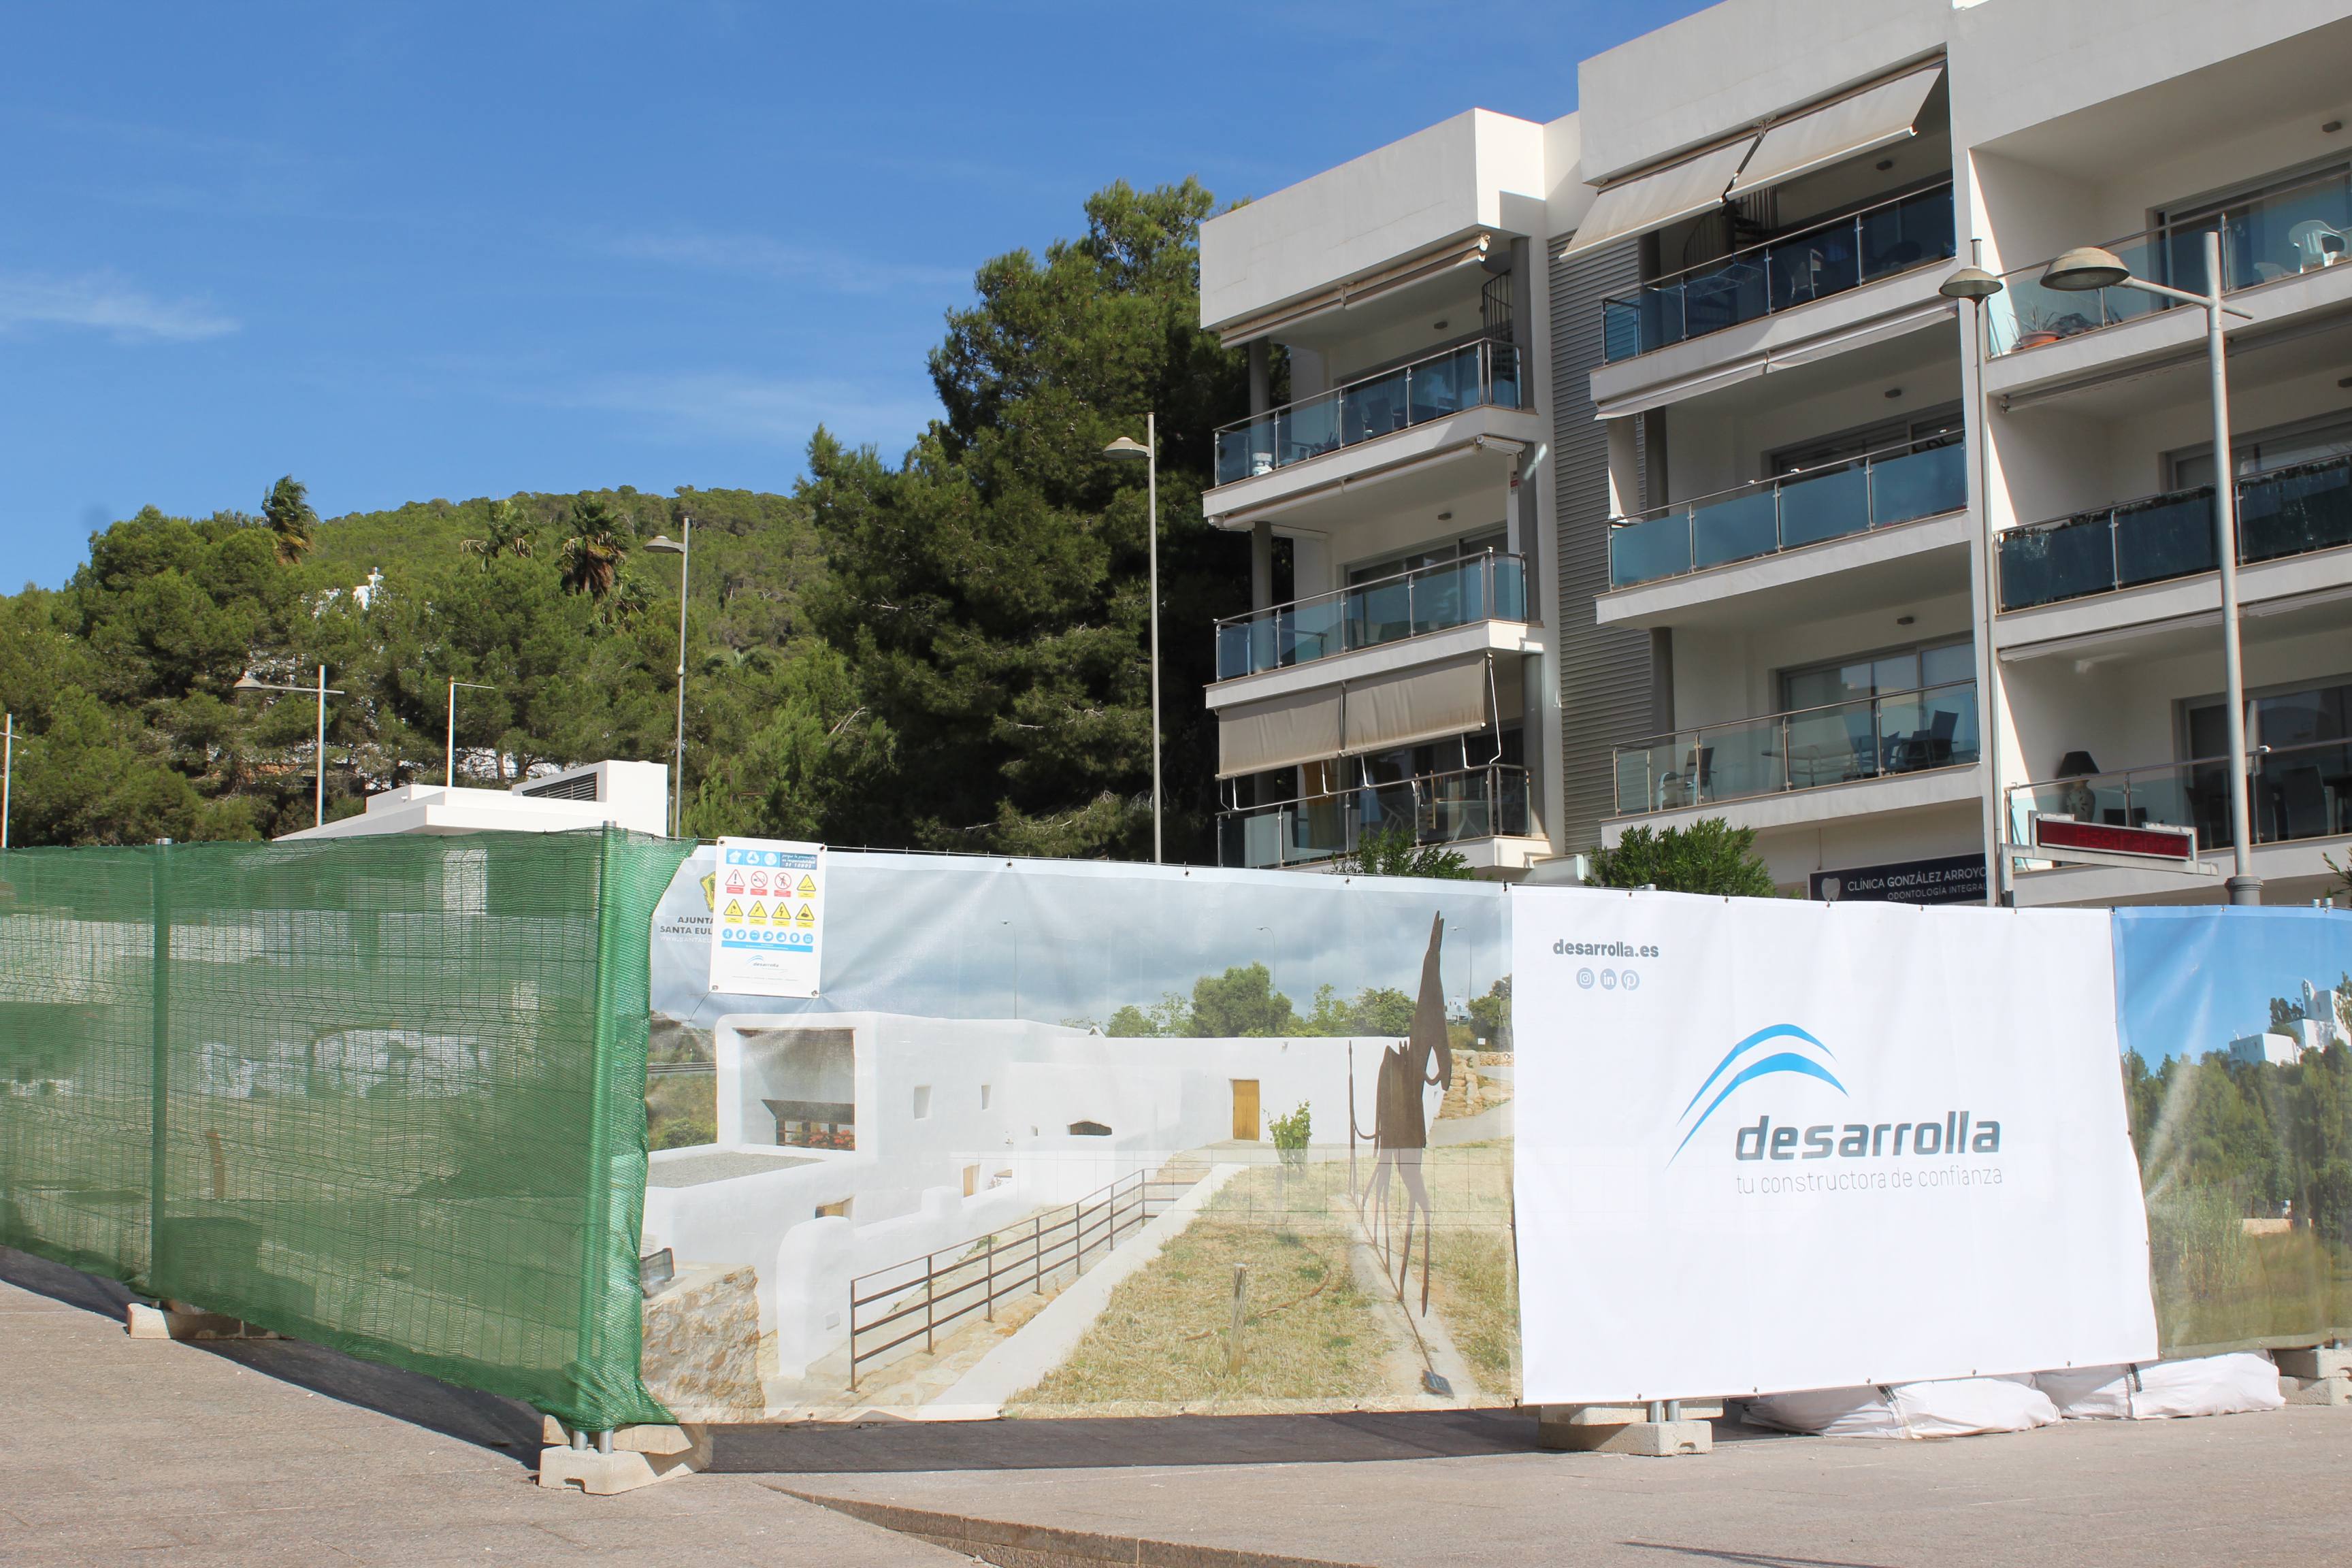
708, 838, 827, 997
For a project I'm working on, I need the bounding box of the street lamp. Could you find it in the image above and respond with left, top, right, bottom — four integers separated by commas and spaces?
2, 710, 13, 850
2042, 231, 2260, 904
445, 680, 496, 787
1939, 260, 2008, 908
234, 666, 345, 828
646, 517, 692, 838
1103, 417, 1162, 864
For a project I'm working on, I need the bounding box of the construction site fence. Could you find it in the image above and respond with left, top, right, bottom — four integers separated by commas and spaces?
0, 828, 692, 1432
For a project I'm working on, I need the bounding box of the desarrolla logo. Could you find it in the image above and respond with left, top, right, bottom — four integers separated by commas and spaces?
1668, 1024, 2002, 1165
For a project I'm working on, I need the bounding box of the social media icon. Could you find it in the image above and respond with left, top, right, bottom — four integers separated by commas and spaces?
1622, 970, 1641, 991
1576, 968, 1595, 990
1600, 968, 1618, 990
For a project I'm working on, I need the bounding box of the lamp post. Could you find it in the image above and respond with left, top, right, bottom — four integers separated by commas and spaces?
2041, 231, 2260, 904
234, 666, 344, 828
2, 710, 12, 850
1939, 258, 2007, 908
1103, 416, 1162, 864
646, 518, 693, 838
445, 680, 496, 787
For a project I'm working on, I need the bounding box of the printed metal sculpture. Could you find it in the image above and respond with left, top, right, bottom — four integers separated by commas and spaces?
1352, 913, 1454, 1313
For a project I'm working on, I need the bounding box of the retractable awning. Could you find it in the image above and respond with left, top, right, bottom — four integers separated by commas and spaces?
1558, 140, 1757, 261
1217, 687, 1344, 779
1729, 64, 1944, 198
1342, 655, 1491, 755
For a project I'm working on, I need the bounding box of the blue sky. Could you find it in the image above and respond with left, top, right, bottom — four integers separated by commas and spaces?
2114, 909, 2352, 1063
0, 1, 1709, 591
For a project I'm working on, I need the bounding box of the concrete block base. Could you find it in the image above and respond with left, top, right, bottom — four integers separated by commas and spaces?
2283, 1374, 2349, 1406
536, 1422, 710, 1494
2275, 1347, 2352, 1383
1538, 1418, 1713, 1456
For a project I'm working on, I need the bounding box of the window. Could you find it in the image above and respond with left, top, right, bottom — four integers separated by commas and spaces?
911, 1085, 931, 1120
1767, 406, 1961, 479
2154, 159, 2352, 295
1781, 639, 1971, 713
1347, 527, 1509, 587
2169, 412, 2352, 491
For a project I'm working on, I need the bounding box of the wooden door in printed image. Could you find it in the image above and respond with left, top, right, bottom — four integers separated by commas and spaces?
1231, 1079, 1261, 1141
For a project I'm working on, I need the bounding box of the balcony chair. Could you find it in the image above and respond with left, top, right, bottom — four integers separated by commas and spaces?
1844, 713, 1882, 781
2289, 220, 2348, 272
2278, 766, 2331, 840
1891, 710, 1960, 772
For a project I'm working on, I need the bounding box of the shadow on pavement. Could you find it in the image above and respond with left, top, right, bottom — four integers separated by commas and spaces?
0, 1245, 542, 1466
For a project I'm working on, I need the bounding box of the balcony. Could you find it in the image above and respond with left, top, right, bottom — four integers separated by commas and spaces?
1607, 436, 1965, 590
1213, 339, 1520, 486
1218, 764, 1530, 870
1599, 183, 1955, 363
1613, 680, 1978, 816
1987, 166, 2352, 357
1214, 553, 1526, 681
1997, 453, 2352, 611
2007, 736, 2352, 854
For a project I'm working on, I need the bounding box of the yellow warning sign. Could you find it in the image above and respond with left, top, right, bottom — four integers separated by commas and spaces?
748, 901, 768, 925
723, 899, 743, 919
796, 902, 815, 927
797, 874, 817, 895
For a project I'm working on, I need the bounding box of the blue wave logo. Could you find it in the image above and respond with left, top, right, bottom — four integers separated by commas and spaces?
1669, 1024, 1846, 1162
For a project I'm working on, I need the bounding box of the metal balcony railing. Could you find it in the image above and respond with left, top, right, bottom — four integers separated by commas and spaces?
1997, 451, 2352, 611
1600, 182, 1956, 363
1218, 763, 1530, 870
1607, 436, 1965, 589
1987, 165, 2352, 356
1613, 680, 1978, 816
1213, 338, 1522, 486
1212, 552, 1528, 681
2006, 736, 2352, 855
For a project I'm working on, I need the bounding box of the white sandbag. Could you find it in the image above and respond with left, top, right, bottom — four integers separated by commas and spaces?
2034, 1354, 2283, 1420
2032, 1365, 2134, 1419
2127, 1354, 2283, 1418
1739, 1386, 1907, 1438
1741, 1376, 2057, 1439
1889, 1375, 2059, 1437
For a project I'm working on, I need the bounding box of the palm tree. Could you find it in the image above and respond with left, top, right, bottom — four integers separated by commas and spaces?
459, 498, 534, 567
261, 475, 316, 564
557, 497, 625, 598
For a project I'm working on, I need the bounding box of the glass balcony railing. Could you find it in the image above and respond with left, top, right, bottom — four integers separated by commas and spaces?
1213, 553, 1528, 681
1987, 165, 2352, 356
1218, 764, 1531, 870
1213, 339, 1522, 486
1608, 437, 1966, 589
1997, 451, 2352, 610
1600, 182, 1955, 363
2006, 736, 2352, 855
1612, 680, 1978, 815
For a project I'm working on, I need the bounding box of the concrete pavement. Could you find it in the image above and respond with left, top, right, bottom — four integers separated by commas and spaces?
7, 1243, 2348, 1567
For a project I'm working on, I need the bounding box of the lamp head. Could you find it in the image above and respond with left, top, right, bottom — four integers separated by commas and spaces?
2041, 246, 2130, 293
1102, 435, 1150, 461
644, 534, 685, 554
233, 672, 266, 692
1938, 265, 2006, 301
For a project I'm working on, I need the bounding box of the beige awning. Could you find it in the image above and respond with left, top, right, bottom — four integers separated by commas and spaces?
1217, 687, 1344, 779
1559, 139, 1757, 261
1729, 65, 1944, 197
1342, 656, 1490, 755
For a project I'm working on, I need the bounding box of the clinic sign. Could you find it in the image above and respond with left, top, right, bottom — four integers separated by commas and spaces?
708, 837, 827, 998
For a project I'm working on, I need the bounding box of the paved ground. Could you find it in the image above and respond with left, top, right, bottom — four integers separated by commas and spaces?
8, 1244, 2350, 1567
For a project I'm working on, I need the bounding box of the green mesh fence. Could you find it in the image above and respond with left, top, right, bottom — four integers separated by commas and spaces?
0, 826, 691, 1431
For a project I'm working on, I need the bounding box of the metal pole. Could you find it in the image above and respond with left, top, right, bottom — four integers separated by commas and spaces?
314, 664, 327, 828
2206, 229, 2259, 906
446, 680, 457, 789
3, 712, 12, 850
1965, 283, 2009, 908
1147, 413, 1162, 864
670, 517, 692, 838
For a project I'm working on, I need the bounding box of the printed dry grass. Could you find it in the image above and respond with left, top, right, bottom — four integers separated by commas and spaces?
1412, 1143, 1518, 1394
1010, 1162, 1388, 1407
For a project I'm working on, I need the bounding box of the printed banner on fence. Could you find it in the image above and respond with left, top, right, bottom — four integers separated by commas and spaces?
708, 838, 826, 998
2112, 906, 2352, 1354
1512, 888, 2157, 1404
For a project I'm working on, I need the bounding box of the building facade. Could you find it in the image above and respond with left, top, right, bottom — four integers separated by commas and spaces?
1197, 0, 2352, 906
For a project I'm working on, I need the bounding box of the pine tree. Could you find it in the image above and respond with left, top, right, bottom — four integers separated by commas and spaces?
261, 475, 316, 564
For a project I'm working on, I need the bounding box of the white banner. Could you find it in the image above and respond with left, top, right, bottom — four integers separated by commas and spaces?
1513, 888, 2156, 1403
708, 838, 827, 998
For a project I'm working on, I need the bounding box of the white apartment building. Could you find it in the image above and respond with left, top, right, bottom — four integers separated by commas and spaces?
1198, 0, 2352, 906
